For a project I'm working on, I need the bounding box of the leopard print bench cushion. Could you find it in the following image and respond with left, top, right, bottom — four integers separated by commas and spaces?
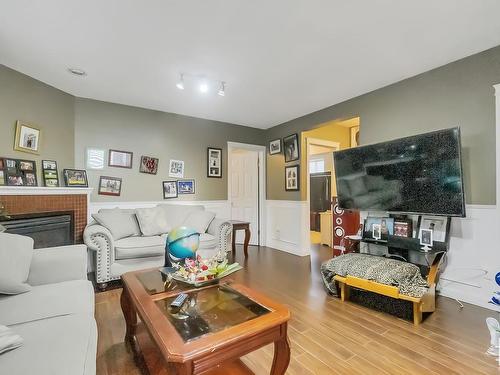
321, 253, 429, 298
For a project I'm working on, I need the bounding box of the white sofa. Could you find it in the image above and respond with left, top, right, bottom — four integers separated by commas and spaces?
84, 204, 232, 289
0, 235, 96, 375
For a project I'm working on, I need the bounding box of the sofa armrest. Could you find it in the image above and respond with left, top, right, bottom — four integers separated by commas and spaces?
28, 245, 88, 286
83, 224, 115, 284
207, 219, 232, 253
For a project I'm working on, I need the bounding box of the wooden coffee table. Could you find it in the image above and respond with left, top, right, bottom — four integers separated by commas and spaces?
121, 268, 291, 375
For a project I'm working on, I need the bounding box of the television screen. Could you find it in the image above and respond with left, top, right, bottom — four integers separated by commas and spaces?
333, 127, 465, 217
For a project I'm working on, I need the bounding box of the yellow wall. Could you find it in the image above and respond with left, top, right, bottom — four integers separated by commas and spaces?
300, 119, 355, 200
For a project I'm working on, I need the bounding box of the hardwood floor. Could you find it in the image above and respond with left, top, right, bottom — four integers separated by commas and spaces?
95, 245, 500, 375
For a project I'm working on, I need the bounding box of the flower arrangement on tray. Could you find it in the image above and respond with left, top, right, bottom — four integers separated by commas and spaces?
166, 255, 242, 287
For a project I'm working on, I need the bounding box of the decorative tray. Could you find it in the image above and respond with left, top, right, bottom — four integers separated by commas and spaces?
160, 260, 242, 287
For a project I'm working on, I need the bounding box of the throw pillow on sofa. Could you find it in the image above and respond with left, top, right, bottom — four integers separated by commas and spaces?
0, 233, 33, 295
183, 211, 216, 234
135, 206, 171, 236
92, 208, 141, 240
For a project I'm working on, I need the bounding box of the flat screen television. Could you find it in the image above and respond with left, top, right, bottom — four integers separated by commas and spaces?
333, 127, 466, 217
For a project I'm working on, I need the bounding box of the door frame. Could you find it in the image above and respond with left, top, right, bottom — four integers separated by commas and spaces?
305, 137, 340, 249
227, 141, 267, 246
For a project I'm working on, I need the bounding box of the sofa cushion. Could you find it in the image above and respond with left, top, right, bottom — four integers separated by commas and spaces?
92, 208, 141, 240
0, 233, 33, 295
0, 314, 96, 375
115, 236, 165, 260
184, 210, 216, 234
198, 233, 218, 250
157, 204, 205, 228
135, 206, 171, 236
0, 280, 94, 326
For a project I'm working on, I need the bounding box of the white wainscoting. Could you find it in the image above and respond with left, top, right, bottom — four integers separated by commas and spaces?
89, 200, 231, 221
439, 205, 500, 311
265, 200, 310, 256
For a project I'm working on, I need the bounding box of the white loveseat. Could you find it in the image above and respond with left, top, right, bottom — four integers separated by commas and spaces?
84, 204, 232, 289
0, 234, 97, 375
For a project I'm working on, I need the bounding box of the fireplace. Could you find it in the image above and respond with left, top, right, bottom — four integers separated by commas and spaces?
0, 212, 73, 249
0, 187, 92, 244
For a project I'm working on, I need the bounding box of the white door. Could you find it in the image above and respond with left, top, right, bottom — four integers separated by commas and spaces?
230, 149, 259, 245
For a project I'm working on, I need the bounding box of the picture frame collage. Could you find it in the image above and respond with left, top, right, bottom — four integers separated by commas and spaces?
269, 133, 300, 192
5, 120, 217, 200
0, 158, 37, 187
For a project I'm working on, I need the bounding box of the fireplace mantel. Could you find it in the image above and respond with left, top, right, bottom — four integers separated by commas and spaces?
0, 187, 93, 196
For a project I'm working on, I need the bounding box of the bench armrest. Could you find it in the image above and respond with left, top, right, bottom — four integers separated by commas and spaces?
84, 224, 115, 283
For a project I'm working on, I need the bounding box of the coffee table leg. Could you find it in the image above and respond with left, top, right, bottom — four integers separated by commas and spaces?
232, 228, 236, 253
174, 362, 193, 375
120, 286, 137, 342
270, 325, 290, 375
244, 227, 250, 258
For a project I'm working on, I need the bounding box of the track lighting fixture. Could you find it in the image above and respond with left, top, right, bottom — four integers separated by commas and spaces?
175, 73, 226, 96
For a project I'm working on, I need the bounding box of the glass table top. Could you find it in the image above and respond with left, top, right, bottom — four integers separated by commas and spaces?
136, 269, 194, 295
155, 284, 271, 342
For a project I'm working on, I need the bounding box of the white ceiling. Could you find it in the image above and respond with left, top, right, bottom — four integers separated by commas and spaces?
2, 1, 500, 129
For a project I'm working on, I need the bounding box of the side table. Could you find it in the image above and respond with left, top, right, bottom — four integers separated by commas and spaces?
228, 220, 251, 257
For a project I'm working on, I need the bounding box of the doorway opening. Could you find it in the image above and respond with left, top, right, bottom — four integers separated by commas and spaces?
302, 117, 360, 254
227, 142, 266, 247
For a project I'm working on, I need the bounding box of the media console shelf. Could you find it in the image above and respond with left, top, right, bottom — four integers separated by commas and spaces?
334, 251, 444, 325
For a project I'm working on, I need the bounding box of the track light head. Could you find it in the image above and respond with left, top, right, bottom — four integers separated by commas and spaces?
199, 81, 209, 93
176, 74, 185, 90
218, 82, 225, 97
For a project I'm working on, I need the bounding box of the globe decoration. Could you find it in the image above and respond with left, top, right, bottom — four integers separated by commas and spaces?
165, 226, 200, 266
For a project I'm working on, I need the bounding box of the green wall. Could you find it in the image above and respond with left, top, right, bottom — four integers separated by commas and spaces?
0, 65, 75, 183
266, 45, 500, 204
74, 99, 265, 201
2, 43, 500, 205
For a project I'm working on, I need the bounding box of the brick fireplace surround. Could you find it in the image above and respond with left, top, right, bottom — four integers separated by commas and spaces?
0, 187, 93, 244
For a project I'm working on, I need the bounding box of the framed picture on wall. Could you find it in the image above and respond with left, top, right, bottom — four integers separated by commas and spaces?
42, 159, 59, 187
63, 169, 88, 187
169, 159, 184, 178
162, 180, 178, 199
207, 147, 222, 178
285, 165, 299, 191
140, 156, 159, 175
178, 179, 195, 194
108, 149, 133, 168
0, 159, 4, 186
2, 158, 37, 187
283, 133, 299, 162
98, 176, 122, 196
14, 121, 41, 154
269, 139, 281, 155
86, 148, 105, 169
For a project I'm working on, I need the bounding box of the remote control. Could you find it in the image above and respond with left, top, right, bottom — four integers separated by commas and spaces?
170, 293, 188, 313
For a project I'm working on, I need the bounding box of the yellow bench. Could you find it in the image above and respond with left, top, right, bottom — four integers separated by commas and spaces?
334, 253, 443, 325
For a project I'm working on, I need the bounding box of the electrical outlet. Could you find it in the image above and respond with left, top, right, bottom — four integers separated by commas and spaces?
275, 229, 280, 239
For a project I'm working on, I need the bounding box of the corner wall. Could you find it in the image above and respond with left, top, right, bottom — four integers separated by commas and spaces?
0, 65, 75, 182
266, 45, 500, 205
